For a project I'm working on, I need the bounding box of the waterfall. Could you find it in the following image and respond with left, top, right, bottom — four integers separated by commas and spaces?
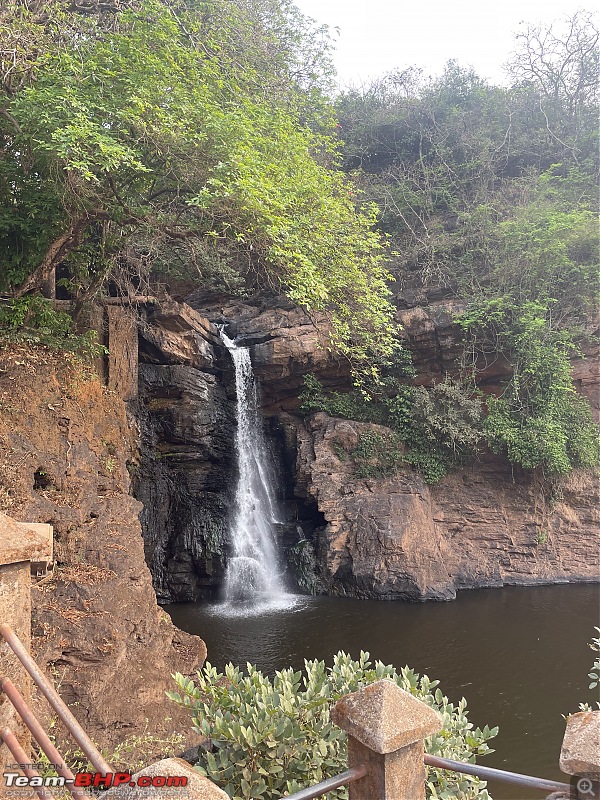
219, 330, 289, 612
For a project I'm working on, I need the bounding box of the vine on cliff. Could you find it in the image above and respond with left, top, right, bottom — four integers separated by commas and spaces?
300, 374, 483, 483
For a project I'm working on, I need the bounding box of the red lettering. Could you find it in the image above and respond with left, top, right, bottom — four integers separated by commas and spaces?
166, 777, 188, 787
112, 773, 132, 787
137, 776, 152, 787
74, 774, 92, 787
93, 773, 114, 788
152, 776, 166, 787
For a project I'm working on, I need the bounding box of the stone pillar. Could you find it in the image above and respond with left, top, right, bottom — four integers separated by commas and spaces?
107, 305, 138, 401
560, 711, 600, 799
0, 513, 53, 771
331, 679, 443, 800
41, 268, 56, 300
73, 302, 107, 381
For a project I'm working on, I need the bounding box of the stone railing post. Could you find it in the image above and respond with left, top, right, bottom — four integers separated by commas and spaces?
331, 679, 443, 800
0, 513, 53, 770
559, 710, 600, 799
107, 305, 139, 401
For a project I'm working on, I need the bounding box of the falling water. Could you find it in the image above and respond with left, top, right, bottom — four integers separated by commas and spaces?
219, 330, 289, 613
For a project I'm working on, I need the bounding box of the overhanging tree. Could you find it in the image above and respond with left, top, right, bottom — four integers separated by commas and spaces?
0, 0, 398, 371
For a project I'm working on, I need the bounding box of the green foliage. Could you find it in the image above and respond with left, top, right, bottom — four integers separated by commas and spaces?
0, 296, 104, 356
460, 298, 600, 475
168, 650, 497, 800
300, 374, 483, 483
587, 628, 600, 692
336, 30, 598, 478
349, 430, 405, 479
578, 627, 600, 712
0, 0, 397, 377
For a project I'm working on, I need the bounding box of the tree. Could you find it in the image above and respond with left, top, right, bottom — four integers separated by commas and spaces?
505, 11, 599, 167
0, 0, 398, 374
333, 14, 599, 477
506, 11, 598, 112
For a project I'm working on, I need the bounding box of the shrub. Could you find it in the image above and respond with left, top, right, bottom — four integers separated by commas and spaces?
460, 298, 600, 475
579, 627, 600, 712
0, 295, 104, 357
299, 374, 483, 483
168, 650, 497, 800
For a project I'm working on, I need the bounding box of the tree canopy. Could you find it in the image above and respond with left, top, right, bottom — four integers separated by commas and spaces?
0, 0, 397, 368
1, 1, 598, 477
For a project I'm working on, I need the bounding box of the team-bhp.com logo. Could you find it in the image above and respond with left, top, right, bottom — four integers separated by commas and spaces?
3, 771, 188, 790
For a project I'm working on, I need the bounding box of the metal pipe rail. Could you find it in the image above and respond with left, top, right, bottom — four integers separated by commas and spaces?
1, 678, 90, 799
1, 726, 56, 800
424, 753, 573, 794
282, 765, 368, 800
282, 755, 572, 799
0, 623, 112, 775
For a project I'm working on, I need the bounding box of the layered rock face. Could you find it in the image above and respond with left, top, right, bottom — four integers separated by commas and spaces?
135, 299, 235, 602
188, 293, 599, 599
188, 293, 348, 412
396, 301, 600, 419
136, 292, 598, 602
285, 413, 599, 600
0, 345, 205, 753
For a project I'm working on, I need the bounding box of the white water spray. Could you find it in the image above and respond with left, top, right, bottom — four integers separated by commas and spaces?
219, 330, 289, 612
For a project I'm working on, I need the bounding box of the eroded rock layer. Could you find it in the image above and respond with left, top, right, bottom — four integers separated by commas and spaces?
0, 346, 205, 753
284, 413, 599, 599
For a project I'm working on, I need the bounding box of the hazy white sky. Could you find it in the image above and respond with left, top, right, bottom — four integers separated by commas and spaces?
293, 0, 591, 88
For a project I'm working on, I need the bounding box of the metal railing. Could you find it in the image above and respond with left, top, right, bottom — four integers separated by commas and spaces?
284, 766, 368, 800
1, 725, 57, 800
0, 623, 112, 776
0, 624, 114, 798
0, 622, 577, 799
283, 756, 572, 800
282, 745, 573, 800
424, 754, 572, 794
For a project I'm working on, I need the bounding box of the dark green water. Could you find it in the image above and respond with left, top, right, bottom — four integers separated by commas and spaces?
166, 584, 600, 800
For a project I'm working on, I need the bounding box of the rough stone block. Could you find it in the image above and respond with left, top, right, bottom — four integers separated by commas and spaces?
107, 305, 139, 401
331, 678, 443, 754
0, 513, 53, 771
105, 758, 229, 799
0, 514, 53, 567
560, 711, 600, 779
0, 561, 32, 768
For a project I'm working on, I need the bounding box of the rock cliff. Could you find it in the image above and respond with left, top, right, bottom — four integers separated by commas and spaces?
125, 291, 599, 605
284, 412, 599, 599
135, 299, 235, 602
186, 293, 599, 598
0, 345, 205, 756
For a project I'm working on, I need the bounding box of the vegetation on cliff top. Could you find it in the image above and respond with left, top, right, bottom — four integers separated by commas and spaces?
0, 0, 598, 477
0, 0, 397, 370
312, 10, 599, 479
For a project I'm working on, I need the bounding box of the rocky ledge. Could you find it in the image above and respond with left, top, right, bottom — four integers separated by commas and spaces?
285, 413, 600, 599
0, 345, 205, 754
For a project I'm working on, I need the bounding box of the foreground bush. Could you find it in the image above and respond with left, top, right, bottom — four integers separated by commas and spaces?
169, 650, 497, 800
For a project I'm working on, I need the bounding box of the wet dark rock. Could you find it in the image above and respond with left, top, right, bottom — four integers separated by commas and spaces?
134, 299, 236, 603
